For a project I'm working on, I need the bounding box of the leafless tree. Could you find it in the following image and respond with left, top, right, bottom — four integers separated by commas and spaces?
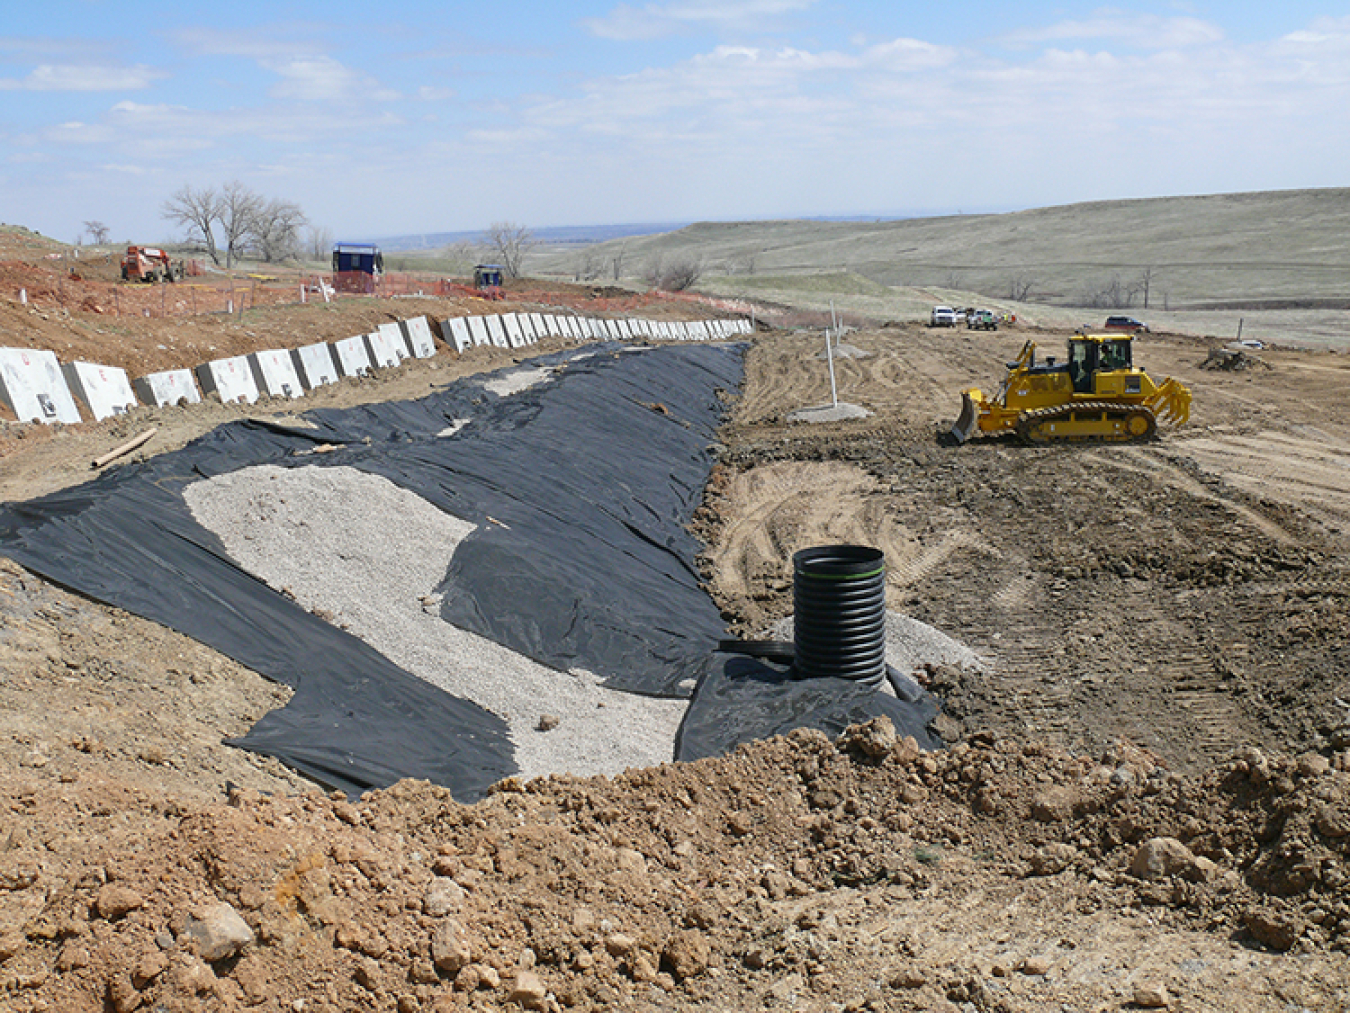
1007, 274, 1037, 301
82, 221, 110, 245
162, 185, 224, 264
485, 221, 533, 278
217, 181, 264, 268
1138, 266, 1156, 310
308, 225, 334, 261
611, 243, 627, 282
651, 255, 703, 292
247, 198, 308, 263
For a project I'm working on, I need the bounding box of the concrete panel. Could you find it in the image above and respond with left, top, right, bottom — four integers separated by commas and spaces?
562, 316, 582, 341
501, 313, 525, 349
467, 316, 492, 347
196, 355, 259, 405
443, 317, 473, 353
516, 313, 537, 344
0, 347, 83, 424
290, 342, 339, 390
133, 369, 200, 408
333, 335, 374, 377
62, 360, 137, 421
485, 315, 509, 348
402, 315, 438, 358
248, 349, 304, 399
366, 322, 412, 368
691, 321, 710, 341
538, 314, 557, 337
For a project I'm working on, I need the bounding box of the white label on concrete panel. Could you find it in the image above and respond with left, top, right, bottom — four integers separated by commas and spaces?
402, 316, 438, 358
197, 355, 259, 404
61, 361, 137, 421
444, 317, 473, 353
133, 369, 200, 408
467, 316, 492, 347
0, 347, 82, 424
333, 335, 373, 377
248, 349, 303, 399
485, 316, 509, 348
502, 313, 525, 348
370, 322, 412, 366
290, 342, 338, 390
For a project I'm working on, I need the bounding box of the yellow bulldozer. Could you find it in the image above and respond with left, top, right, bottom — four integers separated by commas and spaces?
951, 332, 1191, 444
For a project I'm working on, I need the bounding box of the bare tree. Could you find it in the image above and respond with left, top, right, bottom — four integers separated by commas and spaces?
162, 185, 224, 265
650, 256, 703, 292
83, 221, 110, 245
1138, 266, 1156, 310
248, 198, 308, 263
308, 225, 334, 261
217, 181, 263, 268
485, 221, 533, 278
1007, 274, 1036, 301
611, 243, 627, 282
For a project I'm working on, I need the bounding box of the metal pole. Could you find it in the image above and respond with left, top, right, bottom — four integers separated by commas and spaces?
825, 332, 838, 408
830, 300, 839, 348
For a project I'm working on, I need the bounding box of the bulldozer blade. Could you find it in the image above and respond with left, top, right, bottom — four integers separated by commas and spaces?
951, 391, 979, 444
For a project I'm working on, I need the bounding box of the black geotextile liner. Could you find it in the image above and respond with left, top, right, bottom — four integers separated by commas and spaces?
674, 654, 942, 762
0, 343, 742, 798
0, 339, 945, 795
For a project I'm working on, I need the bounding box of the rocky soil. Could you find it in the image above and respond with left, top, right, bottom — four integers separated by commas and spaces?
2, 230, 1349, 1010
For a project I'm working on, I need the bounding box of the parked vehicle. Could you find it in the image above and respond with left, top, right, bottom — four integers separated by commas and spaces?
967, 309, 998, 331
1104, 315, 1149, 333
121, 246, 184, 283
930, 306, 957, 327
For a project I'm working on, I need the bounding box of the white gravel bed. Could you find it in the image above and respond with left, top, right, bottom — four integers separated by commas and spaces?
184, 464, 687, 783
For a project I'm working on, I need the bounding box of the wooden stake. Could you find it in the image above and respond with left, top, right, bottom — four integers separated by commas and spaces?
91, 427, 158, 469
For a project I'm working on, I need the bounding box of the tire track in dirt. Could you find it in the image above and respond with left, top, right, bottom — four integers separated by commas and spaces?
1171, 431, 1350, 530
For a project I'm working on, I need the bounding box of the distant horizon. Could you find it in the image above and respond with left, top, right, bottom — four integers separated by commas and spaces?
5, 4, 1348, 245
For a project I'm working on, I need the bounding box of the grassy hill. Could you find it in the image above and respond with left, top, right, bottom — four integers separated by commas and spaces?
530, 189, 1350, 308
522, 188, 1350, 349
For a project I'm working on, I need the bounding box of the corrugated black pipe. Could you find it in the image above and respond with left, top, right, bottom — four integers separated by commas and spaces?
792, 545, 887, 685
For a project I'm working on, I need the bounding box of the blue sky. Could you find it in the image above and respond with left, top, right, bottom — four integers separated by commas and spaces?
2, 2, 1348, 245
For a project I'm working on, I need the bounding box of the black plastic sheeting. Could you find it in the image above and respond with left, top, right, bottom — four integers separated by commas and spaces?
0, 340, 944, 797
675, 654, 942, 762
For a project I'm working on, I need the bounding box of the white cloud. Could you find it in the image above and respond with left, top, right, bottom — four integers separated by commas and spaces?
583, 0, 815, 41
266, 55, 398, 102
1000, 11, 1225, 50
0, 63, 164, 91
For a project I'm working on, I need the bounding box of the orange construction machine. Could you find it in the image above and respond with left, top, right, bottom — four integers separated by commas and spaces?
121, 246, 184, 283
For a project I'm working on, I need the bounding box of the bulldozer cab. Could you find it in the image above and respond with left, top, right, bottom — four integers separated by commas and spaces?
1068, 335, 1132, 392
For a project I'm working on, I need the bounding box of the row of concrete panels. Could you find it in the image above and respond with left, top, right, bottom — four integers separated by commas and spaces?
0, 312, 752, 426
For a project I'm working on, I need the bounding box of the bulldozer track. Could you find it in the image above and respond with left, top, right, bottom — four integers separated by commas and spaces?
1015, 402, 1158, 445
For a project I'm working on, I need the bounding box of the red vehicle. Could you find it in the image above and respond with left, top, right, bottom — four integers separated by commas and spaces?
1104, 315, 1149, 333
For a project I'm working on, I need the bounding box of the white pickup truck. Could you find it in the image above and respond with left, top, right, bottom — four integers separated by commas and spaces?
930, 306, 957, 327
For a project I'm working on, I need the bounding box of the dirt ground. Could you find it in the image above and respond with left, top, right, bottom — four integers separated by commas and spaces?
2, 234, 1350, 1011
